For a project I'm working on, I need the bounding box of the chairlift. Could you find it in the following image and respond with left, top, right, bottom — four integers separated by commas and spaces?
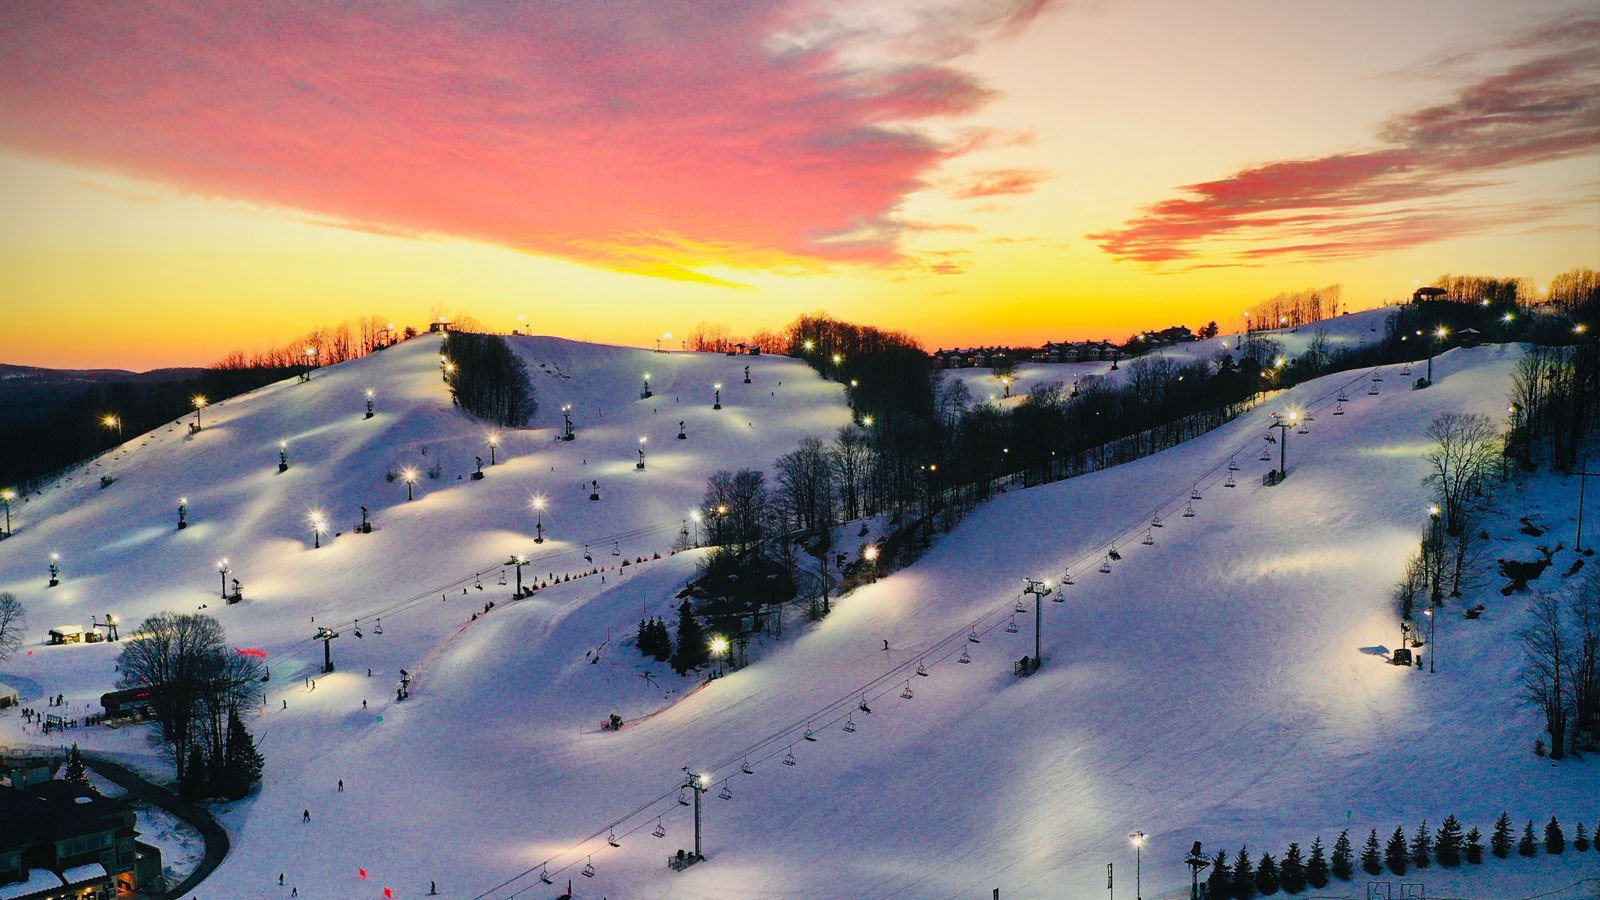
1259, 447, 1271, 462
582, 857, 596, 878
1333, 401, 1345, 416
1052, 590, 1066, 602
959, 647, 971, 664
1141, 530, 1154, 546
1190, 484, 1202, 500
540, 867, 553, 884
1303, 411, 1314, 422
900, 681, 914, 699
1098, 558, 1112, 574
858, 696, 872, 714
1151, 515, 1163, 528
612, 542, 621, 556
1367, 384, 1379, 396
842, 716, 856, 734
1014, 597, 1027, 613
916, 659, 929, 676
741, 756, 755, 775
719, 780, 733, 799
606, 829, 620, 848
1005, 616, 1019, 634
1107, 545, 1121, 561
1400, 364, 1411, 376
1224, 474, 1236, 488
678, 787, 690, 806
1182, 502, 1196, 518
498, 571, 507, 586
1371, 370, 1383, 383
968, 629, 981, 644
374, 620, 383, 634
783, 747, 797, 766
474, 575, 482, 591
803, 724, 817, 742
653, 818, 666, 838
1297, 422, 1309, 435
1337, 390, 1349, 403
1228, 457, 1240, 472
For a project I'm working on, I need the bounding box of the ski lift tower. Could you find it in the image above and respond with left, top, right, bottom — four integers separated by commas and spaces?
1266, 410, 1298, 483
315, 626, 339, 673
506, 555, 529, 595
672, 766, 708, 869
1021, 578, 1052, 674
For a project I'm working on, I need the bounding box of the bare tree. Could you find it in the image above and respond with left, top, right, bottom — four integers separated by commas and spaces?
831, 425, 873, 521
1565, 572, 1600, 749
774, 437, 835, 536
117, 613, 231, 781
1520, 592, 1569, 759
1424, 412, 1500, 535
0, 592, 26, 662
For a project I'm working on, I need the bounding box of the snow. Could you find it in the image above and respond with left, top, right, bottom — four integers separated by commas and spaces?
0, 869, 65, 899
2, 326, 1596, 900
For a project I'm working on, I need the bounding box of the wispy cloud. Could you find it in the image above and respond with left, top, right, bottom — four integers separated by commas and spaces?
0, 0, 1056, 281
946, 167, 1050, 199
1089, 11, 1600, 265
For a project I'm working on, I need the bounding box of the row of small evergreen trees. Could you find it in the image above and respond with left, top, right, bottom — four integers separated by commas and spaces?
636, 600, 710, 675
1205, 814, 1593, 898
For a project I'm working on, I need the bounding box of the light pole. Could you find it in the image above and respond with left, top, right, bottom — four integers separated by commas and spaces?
310, 511, 326, 549
1023, 578, 1051, 672
48, 552, 61, 587
366, 389, 375, 419
403, 468, 418, 501
690, 510, 701, 546
710, 636, 729, 675
1428, 504, 1442, 672
713, 383, 722, 410
178, 497, 188, 530
1425, 326, 1447, 384
0, 488, 13, 536
531, 497, 546, 543
303, 346, 317, 381
279, 440, 289, 472
637, 436, 647, 470
217, 559, 230, 599
487, 432, 499, 465
442, 360, 455, 382
192, 395, 208, 430
1130, 832, 1146, 900
863, 545, 879, 581
642, 373, 653, 399
1424, 607, 1436, 674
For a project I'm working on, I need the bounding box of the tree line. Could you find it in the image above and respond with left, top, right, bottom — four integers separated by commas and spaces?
212, 313, 407, 370
443, 331, 538, 427
1200, 812, 1593, 898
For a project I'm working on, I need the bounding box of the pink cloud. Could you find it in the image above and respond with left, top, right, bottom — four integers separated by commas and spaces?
0, 0, 1054, 280
947, 167, 1050, 199
1089, 11, 1600, 265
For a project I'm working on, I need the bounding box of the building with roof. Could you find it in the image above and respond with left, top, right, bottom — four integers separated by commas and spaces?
0, 781, 161, 899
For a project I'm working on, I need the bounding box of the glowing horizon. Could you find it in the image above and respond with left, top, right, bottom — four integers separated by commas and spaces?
1, 0, 1595, 370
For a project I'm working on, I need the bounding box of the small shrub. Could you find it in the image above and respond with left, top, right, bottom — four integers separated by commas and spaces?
1545, 816, 1564, 854
1519, 820, 1538, 857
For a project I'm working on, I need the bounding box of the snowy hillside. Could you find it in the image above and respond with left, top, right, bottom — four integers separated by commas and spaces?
3, 332, 1596, 900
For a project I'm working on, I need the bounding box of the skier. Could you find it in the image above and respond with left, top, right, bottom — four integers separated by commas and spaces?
883, 639, 889, 651
430, 881, 437, 895
302, 809, 310, 823
279, 873, 284, 885
337, 780, 343, 792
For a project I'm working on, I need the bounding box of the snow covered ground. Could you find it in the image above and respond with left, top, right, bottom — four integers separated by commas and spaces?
2, 328, 1596, 900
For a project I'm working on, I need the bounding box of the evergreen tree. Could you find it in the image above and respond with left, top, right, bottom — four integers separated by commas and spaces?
1544, 816, 1564, 854
1574, 823, 1590, 852
1360, 829, 1382, 876
222, 710, 264, 799
1518, 820, 1538, 857
1491, 813, 1514, 858
1231, 846, 1255, 900
670, 601, 708, 674
1306, 836, 1329, 889
180, 746, 207, 799
1434, 815, 1463, 866
652, 619, 671, 661
1410, 820, 1432, 869
1332, 829, 1354, 881
63, 743, 92, 791
636, 619, 651, 657
1255, 853, 1280, 896
1206, 851, 1231, 900
1464, 827, 1483, 864
1385, 826, 1409, 875
1279, 843, 1306, 894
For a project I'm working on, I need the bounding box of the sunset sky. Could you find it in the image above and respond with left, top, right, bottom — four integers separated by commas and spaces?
2, 0, 1596, 370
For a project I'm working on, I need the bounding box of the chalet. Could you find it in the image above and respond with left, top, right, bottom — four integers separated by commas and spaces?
1041, 340, 1121, 363
0, 781, 161, 900
932, 347, 1015, 369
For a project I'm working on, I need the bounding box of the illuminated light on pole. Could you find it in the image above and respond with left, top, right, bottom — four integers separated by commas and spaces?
365, 389, 375, 419
0, 487, 14, 536
487, 432, 500, 465
278, 440, 289, 473
102, 414, 122, 438
561, 404, 575, 441
689, 509, 702, 546
531, 497, 546, 543
217, 558, 230, 599
49, 552, 62, 587
713, 383, 722, 410
642, 373, 653, 399
1426, 326, 1447, 385
191, 395, 208, 431
402, 468, 418, 501
310, 511, 327, 549
863, 545, 879, 581
303, 346, 317, 381
1130, 831, 1146, 900
709, 636, 729, 675
442, 360, 455, 382
862, 415, 874, 427
508, 554, 529, 595
637, 436, 648, 470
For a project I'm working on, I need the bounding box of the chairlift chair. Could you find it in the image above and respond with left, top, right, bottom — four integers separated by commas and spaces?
1006, 615, 1019, 634
741, 757, 755, 775
653, 818, 666, 838
804, 725, 817, 741
612, 542, 620, 556
1228, 457, 1240, 472
1333, 401, 1345, 416
498, 571, 507, 586
1298, 422, 1309, 434
1337, 390, 1349, 402
1142, 530, 1154, 546
1224, 474, 1236, 488
1367, 384, 1379, 396
474, 575, 482, 590
1371, 370, 1383, 383
1400, 364, 1411, 376
1098, 558, 1112, 574
968, 629, 981, 643
582, 857, 596, 878
900, 681, 914, 699
1182, 502, 1196, 518
1190, 484, 1202, 500
783, 747, 798, 766
678, 788, 690, 806
719, 780, 733, 799
916, 659, 929, 676
1259, 447, 1271, 461
1014, 596, 1027, 613
540, 868, 553, 884
842, 716, 856, 733
607, 829, 620, 848
959, 647, 971, 664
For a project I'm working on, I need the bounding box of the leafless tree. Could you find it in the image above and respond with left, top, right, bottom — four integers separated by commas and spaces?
1564, 572, 1600, 749
117, 613, 235, 781
831, 425, 873, 521
1444, 510, 1490, 598
773, 437, 835, 536
1520, 592, 1569, 759
0, 592, 26, 662
1424, 412, 1500, 535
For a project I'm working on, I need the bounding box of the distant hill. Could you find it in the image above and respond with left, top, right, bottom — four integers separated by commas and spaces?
0, 363, 206, 428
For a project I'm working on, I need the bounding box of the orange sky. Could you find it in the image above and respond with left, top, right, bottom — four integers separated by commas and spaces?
1, 0, 1596, 370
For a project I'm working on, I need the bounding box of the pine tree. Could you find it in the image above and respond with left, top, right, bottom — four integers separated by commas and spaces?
1360, 829, 1382, 876
1306, 836, 1329, 889
1231, 846, 1255, 900
222, 710, 264, 799
1574, 823, 1590, 852
63, 743, 92, 791
1207, 850, 1231, 900
636, 619, 652, 657
1332, 830, 1354, 881
651, 619, 671, 661
1385, 826, 1409, 875
1279, 843, 1306, 893
180, 746, 207, 799
670, 601, 708, 674
1434, 815, 1464, 866
1544, 816, 1564, 854
1518, 820, 1538, 857
1491, 813, 1514, 858
1464, 827, 1483, 864
1255, 853, 1280, 896
1410, 820, 1432, 869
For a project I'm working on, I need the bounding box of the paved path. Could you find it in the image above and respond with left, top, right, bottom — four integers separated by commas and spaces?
82, 753, 229, 900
